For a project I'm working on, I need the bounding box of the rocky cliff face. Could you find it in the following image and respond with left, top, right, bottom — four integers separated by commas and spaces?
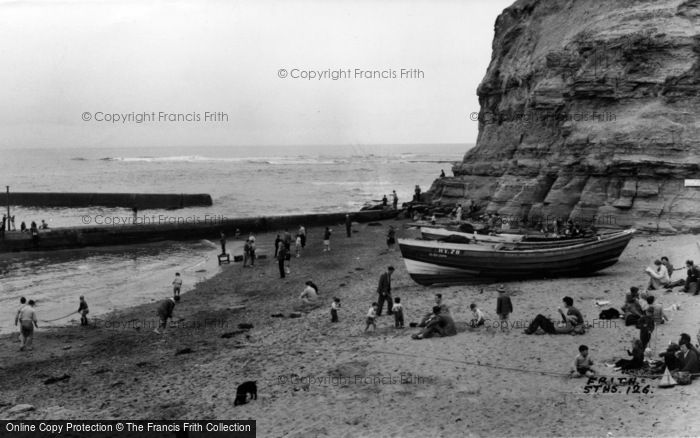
428, 0, 700, 233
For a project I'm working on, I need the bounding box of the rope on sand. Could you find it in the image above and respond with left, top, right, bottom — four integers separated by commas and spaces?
40, 310, 78, 323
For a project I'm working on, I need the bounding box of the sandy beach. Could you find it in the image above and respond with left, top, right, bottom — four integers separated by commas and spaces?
1, 219, 699, 437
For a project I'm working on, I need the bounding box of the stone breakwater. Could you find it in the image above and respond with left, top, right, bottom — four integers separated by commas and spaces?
0, 209, 399, 252
5, 192, 213, 209
428, 0, 700, 233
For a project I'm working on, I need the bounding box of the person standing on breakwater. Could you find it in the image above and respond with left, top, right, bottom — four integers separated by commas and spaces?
78, 296, 89, 326
382, 195, 388, 208
277, 242, 288, 279
172, 273, 182, 298
376, 266, 395, 316
154, 296, 179, 334
324, 227, 332, 251
30, 221, 39, 246
219, 231, 227, 255
392, 190, 398, 210
18, 300, 38, 351
345, 214, 352, 238
440, 170, 446, 178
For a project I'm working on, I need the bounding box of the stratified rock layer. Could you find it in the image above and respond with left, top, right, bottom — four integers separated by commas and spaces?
428, 0, 700, 233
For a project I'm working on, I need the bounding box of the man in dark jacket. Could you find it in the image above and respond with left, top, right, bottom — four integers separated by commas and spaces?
154, 296, 179, 334
376, 266, 395, 316
678, 341, 700, 374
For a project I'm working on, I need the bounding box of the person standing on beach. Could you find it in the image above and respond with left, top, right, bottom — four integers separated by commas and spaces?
295, 234, 302, 258
495, 285, 513, 332
345, 215, 352, 238
298, 225, 306, 248
277, 242, 287, 278
14, 297, 27, 342
365, 303, 378, 332
455, 204, 463, 221
18, 300, 38, 351
249, 238, 257, 267
10, 215, 15, 231
376, 266, 395, 316
154, 296, 179, 334
78, 296, 89, 326
392, 190, 398, 210
243, 239, 251, 267
392, 297, 404, 328
172, 273, 182, 298
274, 234, 282, 258
219, 231, 227, 255
324, 227, 332, 251
331, 298, 340, 323
386, 226, 396, 251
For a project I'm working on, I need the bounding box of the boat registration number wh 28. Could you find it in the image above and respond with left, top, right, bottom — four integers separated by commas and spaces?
429, 248, 462, 258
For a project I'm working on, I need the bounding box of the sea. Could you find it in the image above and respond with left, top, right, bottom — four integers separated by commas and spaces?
0, 144, 468, 333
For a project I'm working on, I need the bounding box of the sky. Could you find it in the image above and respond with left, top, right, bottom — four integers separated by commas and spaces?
0, 0, 514, 149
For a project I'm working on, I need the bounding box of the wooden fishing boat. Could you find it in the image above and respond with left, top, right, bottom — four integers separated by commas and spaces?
420, 227, 524, 243
398, 229, 636, 285
419, 227, 601, 249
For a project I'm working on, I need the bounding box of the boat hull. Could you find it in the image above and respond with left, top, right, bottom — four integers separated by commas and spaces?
399, 230, 635, 285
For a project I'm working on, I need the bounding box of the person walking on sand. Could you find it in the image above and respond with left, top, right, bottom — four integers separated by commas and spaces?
376, 266, 395, 316
154, 296, 179, 334
345, 214, 352, 238
18, 300, 38, 351
14, 297, 27, 342
365, 303, 378, 332
495, 285, 513, 332
172, 272, 183, 298
277, 242, 288, 279
78, 296, 89, 326
324, 227, 332, 251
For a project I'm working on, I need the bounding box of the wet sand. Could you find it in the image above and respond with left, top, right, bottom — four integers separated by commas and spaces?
1, 220, 699, 437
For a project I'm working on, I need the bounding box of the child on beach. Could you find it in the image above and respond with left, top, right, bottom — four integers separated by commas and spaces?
386, 226, 396, 252
365, 303, 378, 332
172, 272, 182, 298
78, 296, 89, 326
295, 234, 302, 258
331, 298, 340, 322
470, 303, 485, 328
570, 345, 596, 378
392, 297, 404, 328
495, 285, 513, 332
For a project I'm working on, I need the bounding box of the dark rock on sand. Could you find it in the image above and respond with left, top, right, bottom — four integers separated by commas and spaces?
44, 374, 71, 385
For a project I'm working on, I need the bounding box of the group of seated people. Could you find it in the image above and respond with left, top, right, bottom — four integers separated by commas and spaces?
621, 286, 669, 326
644, 257, 699, 294
616, 333, 700, 382
411, 294, 457, 340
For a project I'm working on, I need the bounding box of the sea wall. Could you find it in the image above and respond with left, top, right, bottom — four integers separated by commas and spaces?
427, 0, 700, 233
0, 209, 400, 253
4, 192, 213, 209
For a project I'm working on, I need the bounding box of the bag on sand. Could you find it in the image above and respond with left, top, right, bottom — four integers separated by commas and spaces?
599, 308, 620, 320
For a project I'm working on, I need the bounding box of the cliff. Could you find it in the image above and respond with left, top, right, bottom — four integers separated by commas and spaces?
428, 0, 700, 233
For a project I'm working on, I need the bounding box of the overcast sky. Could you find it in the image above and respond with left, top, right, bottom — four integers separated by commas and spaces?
0, 0, 513, 149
